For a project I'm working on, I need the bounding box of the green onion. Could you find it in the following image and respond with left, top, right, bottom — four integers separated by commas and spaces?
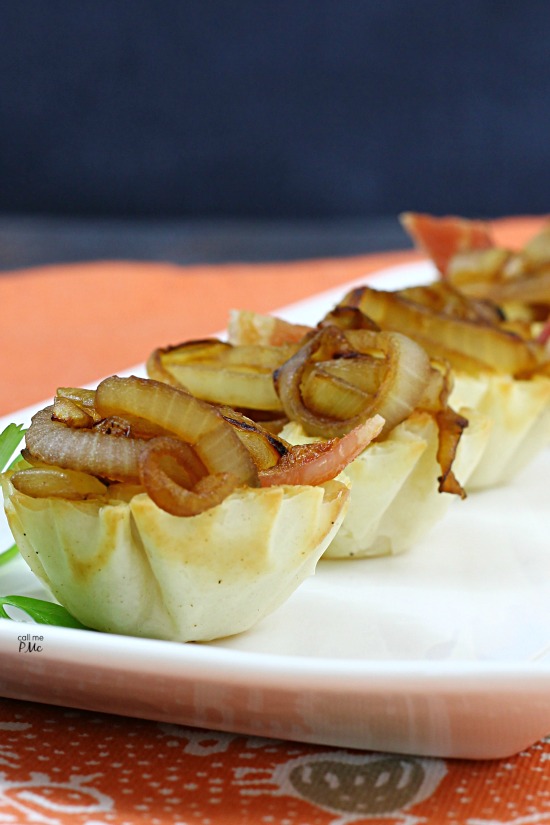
0, 422, 26, 566
0, 422, 25, 471
0, 595, 89, 629
0, 545, 19, 568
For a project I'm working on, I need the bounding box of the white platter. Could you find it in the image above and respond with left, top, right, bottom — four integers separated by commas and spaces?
1, 259, 550, 760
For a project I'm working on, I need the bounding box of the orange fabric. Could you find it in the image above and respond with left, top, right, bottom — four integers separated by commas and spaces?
1, 215, 550, 823
1, 213, 547, 418
0, 697, 549, 824
489, 214, 549, 248
0, 249, 415, 417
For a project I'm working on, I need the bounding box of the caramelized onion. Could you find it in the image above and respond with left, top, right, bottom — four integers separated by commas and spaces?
433, 408, 469, 497
147, 340, 295, 411
95, 375, 259, 486
142, 436, 206, 488
93, 416, 132, 437
220, 409, 289, 470
468, 269, 550, 307
313, 354, 384, 394
319, 305, 380, 332
25, 407, 146, 482
10, 466, 108, 500
445, 248, 512, 291
342, 285, 542, 376
19, 374, 377, 516
159, 364, 281, 411
56, 387, 102, 422
274, 326, 432, 438
399, 282, 505, 325
300, 365, 371, 421
443, 244, 550, 309
274, 327, 348, 438
52, 396, 95, 429
138, 437, 240, 516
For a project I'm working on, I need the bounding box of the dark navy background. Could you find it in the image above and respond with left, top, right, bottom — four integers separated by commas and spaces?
0, 2, 548, 220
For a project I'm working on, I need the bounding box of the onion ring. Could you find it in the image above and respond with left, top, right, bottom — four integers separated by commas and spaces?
95, 375, 259, 487
25, 407, 146, 483
274, 326, 432, 438
138, 437, 240, 516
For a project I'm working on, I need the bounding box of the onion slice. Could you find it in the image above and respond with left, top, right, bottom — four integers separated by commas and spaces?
52, 396, 95, 429
342, 285, 542, 376
467, 268, 550, 307
433, 408, 469, 498
147, 340, 294, 411
95, 376, 259, 487
25, 407, 146, 482
274, 326, 432, 438
220, 409, 289, 470
138, 437, 240, 516
10, 466, 108, 500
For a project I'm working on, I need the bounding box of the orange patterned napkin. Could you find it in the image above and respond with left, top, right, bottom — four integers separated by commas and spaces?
0, 697, 549, 824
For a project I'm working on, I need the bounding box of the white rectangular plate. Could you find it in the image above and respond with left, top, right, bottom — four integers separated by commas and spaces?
1, 260, 550, 760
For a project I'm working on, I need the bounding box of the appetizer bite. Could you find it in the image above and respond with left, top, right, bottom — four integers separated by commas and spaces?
401, 211, 550, 323
393, 212, 550, 487
2, 376, 380, 641
148, 314, 484, 559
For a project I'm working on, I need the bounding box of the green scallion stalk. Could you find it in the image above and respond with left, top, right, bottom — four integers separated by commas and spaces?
0, 422, 26, 566
0, 595, 89, 629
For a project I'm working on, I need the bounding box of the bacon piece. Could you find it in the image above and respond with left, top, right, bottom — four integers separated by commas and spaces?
400, 212, 494, 275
